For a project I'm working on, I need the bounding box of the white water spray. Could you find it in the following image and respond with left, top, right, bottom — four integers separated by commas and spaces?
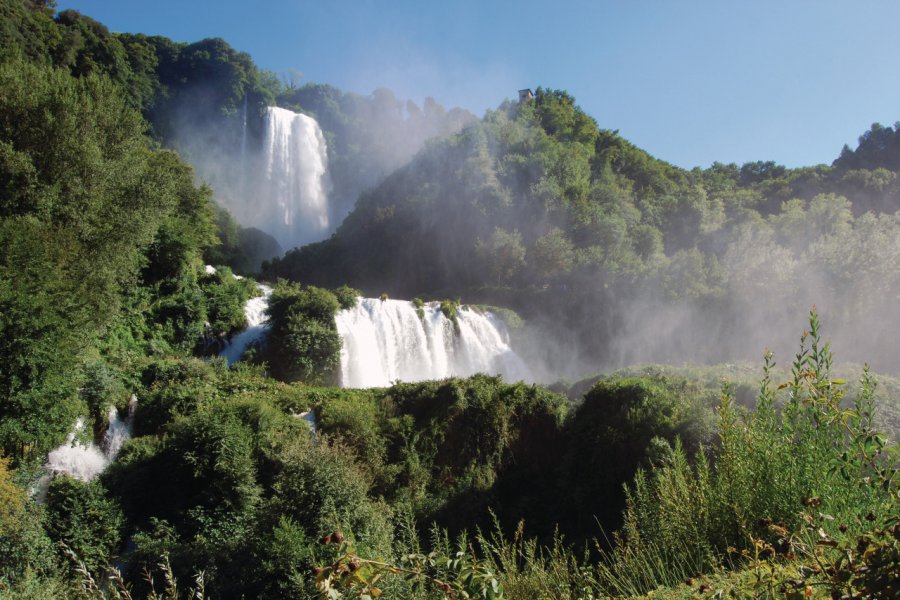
335, 298, 530, 388
41, 395, 138, 488
256, 106, 331, 249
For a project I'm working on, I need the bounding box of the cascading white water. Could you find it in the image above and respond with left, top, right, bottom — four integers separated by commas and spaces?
42, 419, 107, 485
240, 95, 248, 170
42, 395, 138, 486
221, 291, 529, 387
220, 283, 273, 365
335, 298, 530, 388
102, 394, 138, 459
257, 106, 331, 249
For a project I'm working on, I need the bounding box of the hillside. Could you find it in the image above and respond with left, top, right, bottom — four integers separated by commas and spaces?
1, 2, 900, 599
264, 89, 900, 377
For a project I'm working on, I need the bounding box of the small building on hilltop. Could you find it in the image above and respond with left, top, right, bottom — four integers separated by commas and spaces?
518, 88, 534, 103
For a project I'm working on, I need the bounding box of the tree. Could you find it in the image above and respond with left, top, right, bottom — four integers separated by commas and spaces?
531, 227, 575, 281
0, 457, 56, 583
0, 60, 216, 458
45, 477, 123, 574
475, 228, 526, 285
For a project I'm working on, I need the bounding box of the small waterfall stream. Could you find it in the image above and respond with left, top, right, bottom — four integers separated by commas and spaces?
35, 395, 139, 496
219, 283, 273, 365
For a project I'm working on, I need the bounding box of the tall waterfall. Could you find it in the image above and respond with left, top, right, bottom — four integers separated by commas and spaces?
335, 298, 530, 388
212, 106, 331, 251
258, 106, 331, 249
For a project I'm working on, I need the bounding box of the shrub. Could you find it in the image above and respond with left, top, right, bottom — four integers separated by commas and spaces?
262, 282, 342, 385
440, 299, 460, 334
413, 297, 425, 321
198, 265, 258, 339
333, 285, 360, 310
558, 376, 712, 537
44, 477, 123, 575
597, 310, 896, 595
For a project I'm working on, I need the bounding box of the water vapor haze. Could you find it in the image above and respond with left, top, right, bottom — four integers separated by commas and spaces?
518, 201, 900, 382
167, 82, 476, 257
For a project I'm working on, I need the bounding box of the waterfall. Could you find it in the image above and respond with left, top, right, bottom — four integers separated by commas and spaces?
239, 96, 248, 191
40, 395, 138, 490
102, 394, 138, 459
335, 298, 530, 388
220, 283, 273, 365
256, 106, 331, 250
221, 291, 529, 387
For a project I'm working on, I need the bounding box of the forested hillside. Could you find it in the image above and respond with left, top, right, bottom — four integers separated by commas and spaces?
265, 87, 900, 376
2, 2, 900, 598
1, 0, 474, 268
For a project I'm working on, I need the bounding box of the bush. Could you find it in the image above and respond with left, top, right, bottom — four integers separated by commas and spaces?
558, 376, 714, 536
333, 285, 360, 310
198, 265, 258, 341
262, 282, 342, 385
598, 311, 896, 595
44, 477, 123, 575
344, 376, 570, 535
439, 299, 460, 334
240, 437, 394, 598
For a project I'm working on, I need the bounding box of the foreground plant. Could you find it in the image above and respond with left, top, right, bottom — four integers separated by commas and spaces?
592, 309, 899, 597
63, 547, 206, 600
314, 530, 503, 599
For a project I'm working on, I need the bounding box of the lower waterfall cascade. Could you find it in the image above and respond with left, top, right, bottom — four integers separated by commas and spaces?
221, 290, 531, 388
335, 297, 530, 388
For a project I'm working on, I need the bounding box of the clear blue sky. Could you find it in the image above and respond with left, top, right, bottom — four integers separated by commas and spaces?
60, 0, 900, 169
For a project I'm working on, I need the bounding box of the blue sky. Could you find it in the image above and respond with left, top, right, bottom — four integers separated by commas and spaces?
60, 0, 900, 169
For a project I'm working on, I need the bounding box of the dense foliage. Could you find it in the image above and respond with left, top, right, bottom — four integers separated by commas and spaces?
0, 55, 217, 459
2, 3, 900, 599
265, 89, 900, 376
259, 281, 343, 385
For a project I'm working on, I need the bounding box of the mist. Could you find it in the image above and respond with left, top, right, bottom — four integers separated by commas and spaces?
515, 197, 900, 383
261, 91, 900, 383
162, 80, 476, 257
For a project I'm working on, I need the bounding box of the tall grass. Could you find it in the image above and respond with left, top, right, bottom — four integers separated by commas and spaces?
594, 310, 892, 595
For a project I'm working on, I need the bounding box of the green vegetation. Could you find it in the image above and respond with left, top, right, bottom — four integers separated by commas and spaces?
413, 297, 425, 321
45, 477, 123, 575
321, 313, 900, 599
0, 53, 217, 459
439, 299, 461, 334
259, 281, 343, 385
2, 3, 900, 599
334, 285, 360, 310
197, 266, 259, 348
592, 313, 899, 597
265, 88, 900, 374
